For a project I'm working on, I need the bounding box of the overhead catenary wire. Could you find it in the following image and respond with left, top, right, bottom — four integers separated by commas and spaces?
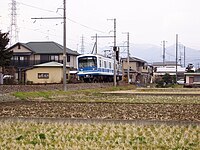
18, 2, 55, 13
18, 1, 106, 34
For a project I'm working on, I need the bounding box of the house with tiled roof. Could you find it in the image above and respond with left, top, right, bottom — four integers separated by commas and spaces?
121, 57, 153, 84
7, 41, 80, 83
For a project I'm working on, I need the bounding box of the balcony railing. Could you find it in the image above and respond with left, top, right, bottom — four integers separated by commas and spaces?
10, 60, 63, 68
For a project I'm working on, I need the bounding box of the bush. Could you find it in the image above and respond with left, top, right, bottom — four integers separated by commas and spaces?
155, 73, 176, 88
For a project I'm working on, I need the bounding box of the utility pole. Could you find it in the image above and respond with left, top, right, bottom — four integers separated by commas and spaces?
123, 32, 130, 84
114, 19, 117, 86
31, 0, 67, 91
63, 0, 67, 91
95, 33, 97, 54
162, 40, 166, 67
81, 35, 85, 54
179, 51, 182, 66
184, 46, 186, 67
127, 32, 130, 84
175, 34, 178, 82
107, 18, 117, 86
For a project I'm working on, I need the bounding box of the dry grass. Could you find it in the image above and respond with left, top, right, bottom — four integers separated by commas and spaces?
0, 121, 199, 149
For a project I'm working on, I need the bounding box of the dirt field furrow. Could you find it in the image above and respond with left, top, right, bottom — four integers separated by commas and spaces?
0, 101, 199, 122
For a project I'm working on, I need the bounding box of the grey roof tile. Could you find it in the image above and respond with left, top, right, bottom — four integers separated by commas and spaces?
25, 41, 79, 55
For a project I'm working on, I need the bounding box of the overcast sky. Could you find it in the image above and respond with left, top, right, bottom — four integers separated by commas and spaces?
1, 0, 200, 53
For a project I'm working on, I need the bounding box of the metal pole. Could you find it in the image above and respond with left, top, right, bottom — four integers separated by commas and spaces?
113, 18, 117, 86
127, 32, 130, 84
163, 40, 166, 67
176, 34, 178, 82
122, 32, 130, 84
184, 46, 186, 67
107, 18, 117, 86
63, 0, 67, 91
95, 33, 97, 54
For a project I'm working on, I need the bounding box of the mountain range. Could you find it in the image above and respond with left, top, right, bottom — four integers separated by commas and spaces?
127, 44, 200, 67
93, 43, 200, 68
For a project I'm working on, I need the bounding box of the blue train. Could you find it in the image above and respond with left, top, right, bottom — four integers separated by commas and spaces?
77, 54, 122, 82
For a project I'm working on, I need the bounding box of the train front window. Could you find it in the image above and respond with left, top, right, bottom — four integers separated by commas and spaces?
78, 56, 97, 68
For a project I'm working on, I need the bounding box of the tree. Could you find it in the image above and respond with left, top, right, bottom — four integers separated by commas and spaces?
186, 63, 195, 72
0, 31, 13, 67
155, 73, 175, 87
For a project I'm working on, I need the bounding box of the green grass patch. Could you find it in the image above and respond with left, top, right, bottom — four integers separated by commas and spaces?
13, 91, 53, 100
12, 86, 200, 104
12, 85, 135, 100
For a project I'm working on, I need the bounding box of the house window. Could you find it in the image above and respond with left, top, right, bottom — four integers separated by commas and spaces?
50, 55, 59, 61
143, 65, 147, 70
12, 56, 18, 60
194, 76, 200, 82
38, 73, 49, 79
67, 55, 70, 62
40, 55, 49, 63
20, 56, 24, 61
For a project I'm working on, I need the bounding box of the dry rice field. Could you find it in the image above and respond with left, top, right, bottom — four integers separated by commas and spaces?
0, 84, 199, 149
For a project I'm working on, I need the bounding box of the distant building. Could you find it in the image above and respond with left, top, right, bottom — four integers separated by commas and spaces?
152, 61, 186, 81
184, 72, 200, 87
152, 61, 181, 68
154, 66, 186, 76
121, 57, 153, 84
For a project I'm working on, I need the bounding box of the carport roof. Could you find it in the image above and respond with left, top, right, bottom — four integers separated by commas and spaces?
34, 61, 69, 67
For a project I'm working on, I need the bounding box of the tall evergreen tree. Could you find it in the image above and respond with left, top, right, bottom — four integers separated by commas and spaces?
0, 31, 13, 67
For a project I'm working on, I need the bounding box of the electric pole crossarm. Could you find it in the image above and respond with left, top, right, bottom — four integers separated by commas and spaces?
31, 17, 63, 20
91, 36, 114, 38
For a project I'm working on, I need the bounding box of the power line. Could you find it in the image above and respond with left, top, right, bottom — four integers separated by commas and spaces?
18, 2, 54, 13
18, 1, 106, 34
67, 18, 106, 34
